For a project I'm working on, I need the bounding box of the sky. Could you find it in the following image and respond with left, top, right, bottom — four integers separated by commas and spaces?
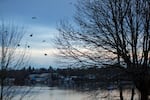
0, 0, 77, 68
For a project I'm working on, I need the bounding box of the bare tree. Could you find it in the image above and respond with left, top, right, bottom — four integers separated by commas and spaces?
56, 0, 150, 100
0, 22, 29, 100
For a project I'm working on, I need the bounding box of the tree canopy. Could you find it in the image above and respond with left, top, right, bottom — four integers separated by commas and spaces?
56, 0, 150, 99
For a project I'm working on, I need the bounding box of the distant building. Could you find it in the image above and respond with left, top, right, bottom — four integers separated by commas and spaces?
27, 73, 51, 86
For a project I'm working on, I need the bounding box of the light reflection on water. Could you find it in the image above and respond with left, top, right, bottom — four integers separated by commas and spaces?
10, 86, 140, 100
13, 87, 89, 100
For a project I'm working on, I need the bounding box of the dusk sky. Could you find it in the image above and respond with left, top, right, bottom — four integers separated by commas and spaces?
0, 0, 77, 68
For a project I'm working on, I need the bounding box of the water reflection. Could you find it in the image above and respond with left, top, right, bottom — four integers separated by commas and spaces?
11, 86, 139, 100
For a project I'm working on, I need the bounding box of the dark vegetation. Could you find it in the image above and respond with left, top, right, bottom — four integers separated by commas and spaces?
1, 65, 132, 87
0, 22, 28, 100
56, 0, 150, 100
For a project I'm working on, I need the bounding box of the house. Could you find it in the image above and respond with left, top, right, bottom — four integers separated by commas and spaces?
27, 73, 51, 86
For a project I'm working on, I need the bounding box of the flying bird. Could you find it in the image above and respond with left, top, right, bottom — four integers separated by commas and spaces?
44, 53, 47, 56
17, 44, 20, 47
32, 17, 37, 19
27, 46, 30, 48
42, 40, 46, 42
30, 34, 33, 37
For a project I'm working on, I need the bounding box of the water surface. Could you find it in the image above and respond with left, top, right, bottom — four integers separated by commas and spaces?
8, 86, 140, 100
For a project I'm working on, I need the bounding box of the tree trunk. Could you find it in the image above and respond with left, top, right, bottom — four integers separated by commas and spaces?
0, 79, 4, 100
131, 86, 134, 100
119, 87, 123, 100
136, 80, 149, 100
136, 75, 149, 100
140, 90, 148, 100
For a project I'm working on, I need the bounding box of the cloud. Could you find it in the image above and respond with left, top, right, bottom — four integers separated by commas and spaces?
18, 24, 60, 68
0, 0, 77, 68
28, 48, 59, 67
21, 24, 58, 48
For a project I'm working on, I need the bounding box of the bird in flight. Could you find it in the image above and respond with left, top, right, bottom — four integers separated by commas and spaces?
17, 44, 20, 47
42, 40, 46, 42
44, 53, 47, 56
32, 17, 37, 19
27, 46, 30, 48
30, 34, 33, 37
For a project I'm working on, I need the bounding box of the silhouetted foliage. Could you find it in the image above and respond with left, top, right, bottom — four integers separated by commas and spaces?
56, 0, 150, 100
0, 22, 28, 100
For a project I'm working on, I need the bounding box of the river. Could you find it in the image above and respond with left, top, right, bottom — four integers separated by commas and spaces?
3, 86, 140, 100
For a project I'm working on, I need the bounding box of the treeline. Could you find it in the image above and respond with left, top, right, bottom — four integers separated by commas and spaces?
3, 67, 50, 85
1, 64, 135, 86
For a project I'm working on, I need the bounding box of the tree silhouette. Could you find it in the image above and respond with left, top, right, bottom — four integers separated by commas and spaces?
56, 0, 150, 100
0, 22, 28, 100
